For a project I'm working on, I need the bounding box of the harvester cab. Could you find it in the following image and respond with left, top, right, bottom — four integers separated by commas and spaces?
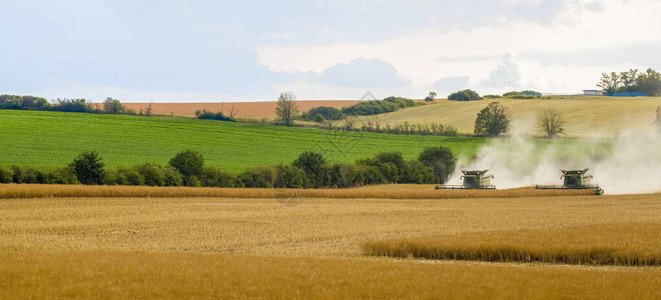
435, 170, 496, 190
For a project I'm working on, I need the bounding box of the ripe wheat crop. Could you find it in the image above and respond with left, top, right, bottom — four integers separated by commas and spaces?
0, 183, 592, 200
361, 222, 661, 266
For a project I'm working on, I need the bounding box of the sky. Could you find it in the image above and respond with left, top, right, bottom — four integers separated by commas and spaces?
1, 0, 660, 102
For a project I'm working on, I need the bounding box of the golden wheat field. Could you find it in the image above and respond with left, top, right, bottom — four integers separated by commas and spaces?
1, 184, 661, 298
342, 96, 661, 137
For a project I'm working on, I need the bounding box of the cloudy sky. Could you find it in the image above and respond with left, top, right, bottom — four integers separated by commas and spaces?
1, 0, 660, 102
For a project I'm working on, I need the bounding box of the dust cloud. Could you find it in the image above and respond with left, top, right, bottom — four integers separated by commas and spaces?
448, 118, 661, 195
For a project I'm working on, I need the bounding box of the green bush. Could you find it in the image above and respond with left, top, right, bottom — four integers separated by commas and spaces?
201, 167, 238, 188
137, 163, 166, 186
163, 166, 184, 186
169, 150, 205, 185
117, 167, 145, 186
274, 164, 308, 188
342, 97, 415, 116
195, 109, 235, 122
303, 106, 343, 122
69, 151, 105, 185
11, 166, 38, 184
0, 167, 14, 183
418, 146, 456, 183
49, 167, 79, 184
239, 167, 276, 188
292, 151, 329, 188
448, 89, 482, 101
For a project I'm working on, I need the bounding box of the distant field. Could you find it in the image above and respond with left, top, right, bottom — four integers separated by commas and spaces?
122, 100, 361, 119
0, 110, 487, 172
344, 96, 661, 137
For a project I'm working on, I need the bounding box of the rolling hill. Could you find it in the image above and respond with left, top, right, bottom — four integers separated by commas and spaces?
0, 110, 487, 172
341, 96, 661, 137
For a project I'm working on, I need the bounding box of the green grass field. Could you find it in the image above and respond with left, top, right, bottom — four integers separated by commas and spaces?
0, 110, 494, 172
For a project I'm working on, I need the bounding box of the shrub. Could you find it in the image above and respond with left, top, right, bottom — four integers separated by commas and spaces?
195, 109, 235, 122
418, 146, 456, 183
102, 170, 126, 185
342, 97, 415, 116
303, 106, 343, 122
11, 166, 38, 184
239, 167, 276, 188
0, 167, 14, 183
169, 150, 205, 184
117, 167, 145, 186
292, 151, 329, 188
103, 97, 126, 114
274, 164, 308, 188
49, 167, 79, 184
406, 160, 435, 184
163, 166, 184, 186
69, 151, 105, 185
351, 164, 387, 186
201, 167, 238, 188
51, 98, 92, 113
448, 89, 481, 101
136, 163, 166, 186
359, 152, 410, 183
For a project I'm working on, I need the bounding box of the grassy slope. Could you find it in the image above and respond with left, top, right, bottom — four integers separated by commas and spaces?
0, 110, 489, 172
348, 96, 661, 136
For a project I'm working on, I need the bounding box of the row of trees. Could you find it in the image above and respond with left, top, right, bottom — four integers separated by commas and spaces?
277, 92, 417, 126
0, 95, 158, 116
597, 68, 661, 96
0, 147, 458, 188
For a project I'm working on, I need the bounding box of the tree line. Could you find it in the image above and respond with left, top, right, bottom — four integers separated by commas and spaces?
597, 68, 661, 96
0, 147, 457, 188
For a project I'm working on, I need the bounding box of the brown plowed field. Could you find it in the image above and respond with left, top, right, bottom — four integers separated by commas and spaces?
122, 100, 361, 119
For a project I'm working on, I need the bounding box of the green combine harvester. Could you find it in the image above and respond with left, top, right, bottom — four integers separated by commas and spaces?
536, 169, 604, 195
435, 170, 496, 190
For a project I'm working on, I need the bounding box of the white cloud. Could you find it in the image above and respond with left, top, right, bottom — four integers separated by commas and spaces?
316, 58, 411, 88
257, 0, 661, 98
480, 54, 521, 87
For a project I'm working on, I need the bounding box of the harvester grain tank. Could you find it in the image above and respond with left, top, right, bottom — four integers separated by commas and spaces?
535, 169, 604, 195
435, 170, 496, 190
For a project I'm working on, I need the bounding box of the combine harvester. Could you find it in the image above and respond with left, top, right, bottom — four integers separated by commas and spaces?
536, 169, 604, 195
435, 170, 496, 190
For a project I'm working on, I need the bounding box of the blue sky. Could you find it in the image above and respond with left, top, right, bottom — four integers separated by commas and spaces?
1, 0, 660, 102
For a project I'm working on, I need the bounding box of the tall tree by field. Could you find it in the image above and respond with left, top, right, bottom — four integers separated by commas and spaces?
474, 102, 510, 136
539, 108, 566, 138
276, 92, 299, 126
168, 150, 205, 185
425, 91, 437, 102
292, 151, 328, 188
69, 151, 105, 185
636, 68, 661, 96
596, 68, 661, 96
597, 72, 621, 94
417, 146, 456, 183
